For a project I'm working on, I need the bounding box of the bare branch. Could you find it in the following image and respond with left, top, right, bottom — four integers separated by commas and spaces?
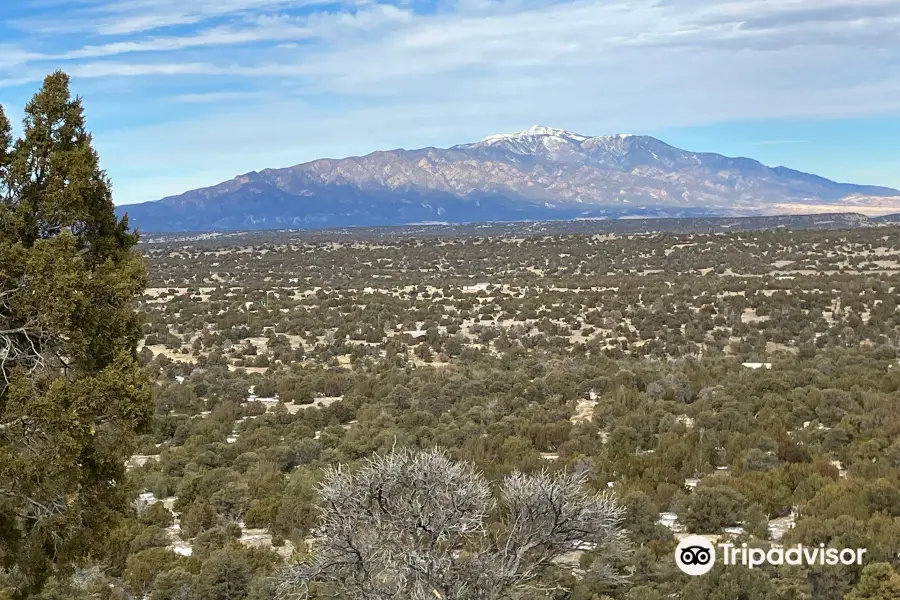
276, 447, 630, 600
0, 284, 65, 393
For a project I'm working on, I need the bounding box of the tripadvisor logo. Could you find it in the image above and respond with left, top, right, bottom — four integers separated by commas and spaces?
675, 535, 867, 576
676, 536, 716, 575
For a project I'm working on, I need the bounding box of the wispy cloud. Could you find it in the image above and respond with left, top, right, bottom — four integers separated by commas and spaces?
13, 0, 342, 35
168, 91, 273, 103
2, 0, 900, 203
60, 19, 315, 59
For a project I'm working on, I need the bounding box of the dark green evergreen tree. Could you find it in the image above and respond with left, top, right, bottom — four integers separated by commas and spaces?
195, 549, 252, 600
0, 72, 152, 598
846, 563, 900, 600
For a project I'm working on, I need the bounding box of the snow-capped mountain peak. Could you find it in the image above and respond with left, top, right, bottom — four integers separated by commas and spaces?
460, 125, 597, 158
481, 125, 590, 144
122, 126, 900, 232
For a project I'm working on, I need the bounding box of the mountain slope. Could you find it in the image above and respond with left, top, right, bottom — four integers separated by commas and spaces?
119, 126, 900, 232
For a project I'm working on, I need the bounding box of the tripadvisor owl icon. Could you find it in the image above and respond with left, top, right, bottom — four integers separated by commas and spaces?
676, 535, 716, 576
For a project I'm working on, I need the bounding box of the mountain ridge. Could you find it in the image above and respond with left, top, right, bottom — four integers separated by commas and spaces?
119, 126, 900, 232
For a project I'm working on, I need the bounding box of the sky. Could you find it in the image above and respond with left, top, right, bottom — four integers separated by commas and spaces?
1, 0, 900, 206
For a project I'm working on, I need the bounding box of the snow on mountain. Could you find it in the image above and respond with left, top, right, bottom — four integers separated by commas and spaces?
460, 126, 670, 165
454, 125, 589, 159
119, 126, 900, 232
480, 125, 591, 144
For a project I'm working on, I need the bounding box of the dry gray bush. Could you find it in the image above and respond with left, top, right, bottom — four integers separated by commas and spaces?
276, 447, 629, 600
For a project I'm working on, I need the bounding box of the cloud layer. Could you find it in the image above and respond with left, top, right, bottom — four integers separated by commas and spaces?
2, 0, 899, 204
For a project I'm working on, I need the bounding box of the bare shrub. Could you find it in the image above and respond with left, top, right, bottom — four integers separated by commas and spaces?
276, 446, 629, 600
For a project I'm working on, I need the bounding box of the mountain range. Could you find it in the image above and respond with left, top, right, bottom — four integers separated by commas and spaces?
118, 126, 900, 232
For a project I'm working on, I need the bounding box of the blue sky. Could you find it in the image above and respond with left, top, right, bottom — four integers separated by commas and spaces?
2, 0, 900, 205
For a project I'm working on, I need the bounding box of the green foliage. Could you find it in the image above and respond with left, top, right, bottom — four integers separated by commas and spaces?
620, 490, 672, 548
193, 524, 242, 561
682, 564, 776, 599
149, 567, 196, 600
180, 502, 219, 538
130, 525, 171, 553
125, 547, 185, 595
0, 72, 151, 598
273, 467, 319, 541
845, 563, 900, 600
140, 502, 175, 528
195, 548, 253, 600
675, 485, 749, 533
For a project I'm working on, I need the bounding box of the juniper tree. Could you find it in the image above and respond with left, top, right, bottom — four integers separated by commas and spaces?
846, 563, 900, 600
276, 447, 630, 600
0, 72, 152, 598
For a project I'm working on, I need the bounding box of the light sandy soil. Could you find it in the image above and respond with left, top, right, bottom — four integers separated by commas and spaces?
126, 455, 159, 471
741, 308, 770, 323
227, 365, 269, 374
570, 398, 597, 424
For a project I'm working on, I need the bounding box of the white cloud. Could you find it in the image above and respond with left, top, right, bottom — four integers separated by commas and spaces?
68, 62, 229, 78
60, 20, 315, 59
3, 0, 900, 202
168, 91, 273, 103
15, 0, 345, 35
0, 47, 51, 70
